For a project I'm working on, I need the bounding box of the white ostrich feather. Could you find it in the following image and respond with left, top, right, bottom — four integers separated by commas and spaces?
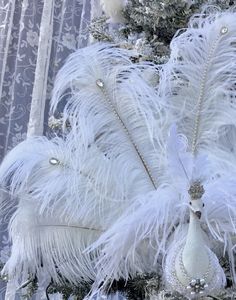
86, 127, 193, 291
88, 122, 236, 294
88, 186, 186, 287
2, 194, 101, 286
203, 176, 236, 282
51, 43, 167, 194
0, 135, 125, 290
0, 136, 78, 204
0, 138, 95, 288
159, 9, 236, 166
167, 125, 210, 191
1, 43, 168, 296
167, 125, 193, 190
0, 134, 128, 224
158, 9, 236, 285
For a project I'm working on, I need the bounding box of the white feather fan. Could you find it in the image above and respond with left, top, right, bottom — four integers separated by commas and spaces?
87, 9, 236, 297
0, 136, 103, 289
158, 9, 236, 285
0, 43, 166, 297
2, 8, 236, 300
159, 9, 236, 161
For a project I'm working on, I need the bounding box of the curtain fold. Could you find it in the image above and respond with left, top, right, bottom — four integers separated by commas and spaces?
27, 0, 54, 136
0, 0, 91, 160
0, 1, 92, 298
0, 0, 16, 102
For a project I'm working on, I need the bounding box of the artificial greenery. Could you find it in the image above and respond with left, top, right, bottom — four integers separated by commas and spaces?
90, 0, 236, 63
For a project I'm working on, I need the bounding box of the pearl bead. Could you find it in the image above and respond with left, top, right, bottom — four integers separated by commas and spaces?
49, 157, 60, 166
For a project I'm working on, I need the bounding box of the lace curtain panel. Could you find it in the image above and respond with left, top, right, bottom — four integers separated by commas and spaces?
0, 0, 93, 297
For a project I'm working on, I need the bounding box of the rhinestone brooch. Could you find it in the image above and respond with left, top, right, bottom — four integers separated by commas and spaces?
187, 278, 208, 295
188, 181, 205, 200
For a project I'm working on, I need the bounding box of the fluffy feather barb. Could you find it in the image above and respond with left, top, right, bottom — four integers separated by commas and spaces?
160, 10, 236, 165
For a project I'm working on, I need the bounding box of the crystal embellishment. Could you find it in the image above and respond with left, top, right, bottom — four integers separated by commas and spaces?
187, 278, 208, 294
49, 157, 60, 166
220, 26, 228, 35
188, 181, 205, 199
2, 274, 8, 281
96, 79, 104, 88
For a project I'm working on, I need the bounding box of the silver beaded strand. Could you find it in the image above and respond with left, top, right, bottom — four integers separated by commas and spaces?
96, 78, 157, 189
191, 26, 228, 154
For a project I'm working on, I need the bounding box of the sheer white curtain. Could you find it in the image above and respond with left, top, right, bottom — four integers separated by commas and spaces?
0, 0, 94, 297
0, 0, 91, 156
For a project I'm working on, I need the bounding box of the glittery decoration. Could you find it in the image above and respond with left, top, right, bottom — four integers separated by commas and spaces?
48, 116, 64, 129
188, 181, 205, 199
47, 280, 91, 300
96, 79, 105, 88
49, 157, 60, 166
1, 274, 8, 281
187, 278, 208, 294
89, 16, 113, 42
48, 115, 71, 137
221, 26, 228, 35
165, 245, 215, 296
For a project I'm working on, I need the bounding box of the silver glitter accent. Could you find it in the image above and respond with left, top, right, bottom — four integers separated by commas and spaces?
95, 75, 157, 189
49, 157, 60, 166
2, 274, 8, 281
176, 246, 212, 295
187, 278, 208, 294
188, 181, 205, 200
220, 26, 228, 35
96, 79, 105, 88
165, 238, 224, 295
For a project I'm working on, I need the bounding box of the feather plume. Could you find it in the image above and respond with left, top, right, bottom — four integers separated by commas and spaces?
167, 124, 193, 190
202, 176, 236, 282
167, 124, 211, 190
88, 187, 186, 288
51, 43, 167, 194
0, 134, 128, 224
2, 194, 101, 286
86, 126, 195, 292
159, 9, 236, 283
0, 135, 124, 290
1, 44, 168, 295
159, 9, 236, 167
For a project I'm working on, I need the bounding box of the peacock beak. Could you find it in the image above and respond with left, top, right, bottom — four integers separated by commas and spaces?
195, 211, 202, 219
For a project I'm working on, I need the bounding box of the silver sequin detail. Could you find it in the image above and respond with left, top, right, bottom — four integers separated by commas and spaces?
165, 245, 213, 296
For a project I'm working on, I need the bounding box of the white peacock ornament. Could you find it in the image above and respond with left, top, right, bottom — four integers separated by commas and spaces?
1, 7, 236, 300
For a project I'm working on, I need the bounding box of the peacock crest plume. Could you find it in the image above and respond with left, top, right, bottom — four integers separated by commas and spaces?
1, 7, 236, 300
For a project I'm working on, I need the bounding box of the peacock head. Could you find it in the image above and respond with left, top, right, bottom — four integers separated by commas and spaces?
188, 181, 205, 219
